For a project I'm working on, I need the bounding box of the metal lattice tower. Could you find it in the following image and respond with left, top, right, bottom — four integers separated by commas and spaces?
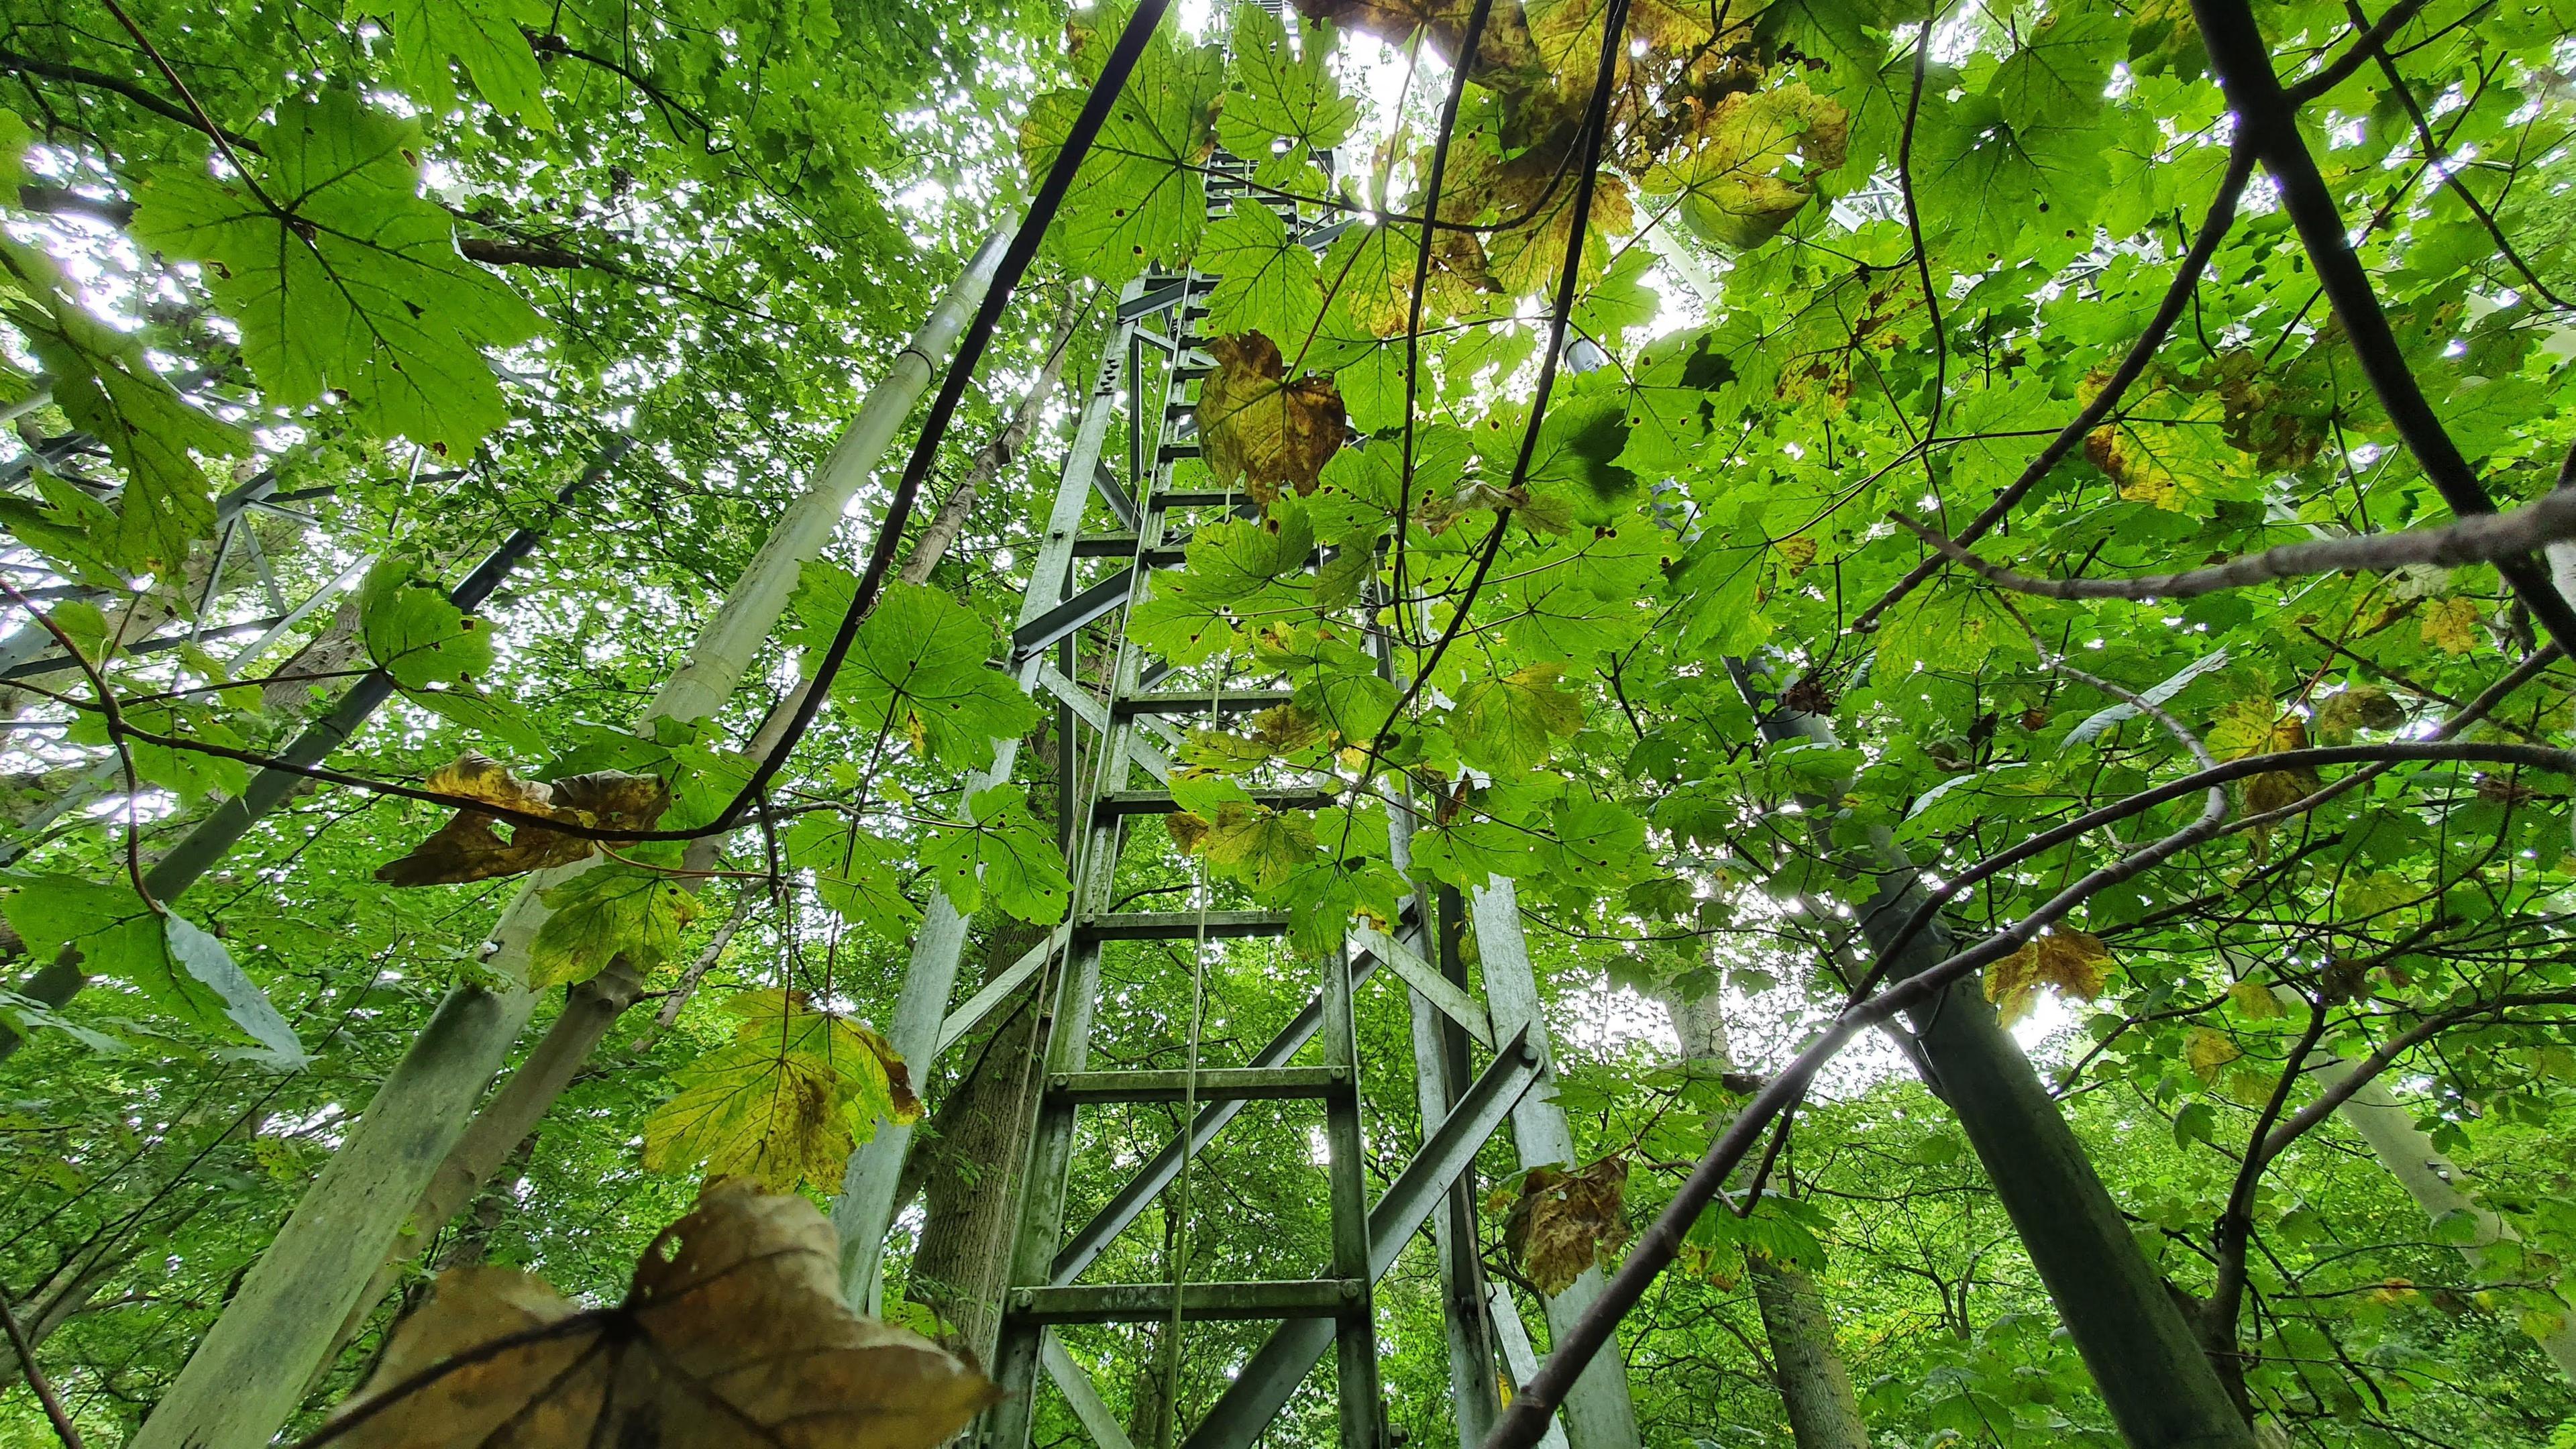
833, 154, 1644, 1449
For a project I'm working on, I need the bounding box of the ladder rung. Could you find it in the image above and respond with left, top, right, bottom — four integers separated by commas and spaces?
1114, 688, 1297, 716
1150, 490, 1248, 510
1010, 1279, 1363, 1324
1049, 1065, 1346, 1104
1071, 532, 1140, 558
1159, 442, 1203, 462
1077, 910, 1293, 941
1095, 788, 1337, 817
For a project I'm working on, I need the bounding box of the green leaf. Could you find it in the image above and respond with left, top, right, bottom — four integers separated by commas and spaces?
1, 875, 304, 1063
1911, 94, 2104, 268
784, 814, 923, 941
0, 244, 242, 574
800, 575, 1040, 772
924, 786, 1072, 924
1987, 7, 2125, 131
643, 989, 920, 1193
1640, 83, 1847, 251
1020, 31, 1222, 280
531, 864, 702, 988
361, 558, 496, 689
1218, 3, 1356, 160
1452, 663, 1585, 775
1164, 496, 1318, 604
1873, 578, 2039, 679
130, 92, 543, 450
358, 0, 555, 127
1200, 203, 1326, 348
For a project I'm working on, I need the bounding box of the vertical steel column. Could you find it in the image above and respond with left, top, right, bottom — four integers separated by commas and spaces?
830, 292, 1140, 1307
1472, 880, 1644, 1449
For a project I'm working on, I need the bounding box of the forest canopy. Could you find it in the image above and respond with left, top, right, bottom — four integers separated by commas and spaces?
3, 0, 2576, 1445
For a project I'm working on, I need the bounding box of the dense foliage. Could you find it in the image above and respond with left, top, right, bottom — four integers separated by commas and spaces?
3, 0, 2576, 1444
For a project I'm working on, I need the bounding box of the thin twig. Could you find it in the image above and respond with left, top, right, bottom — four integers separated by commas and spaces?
0, 1285, 86, 1449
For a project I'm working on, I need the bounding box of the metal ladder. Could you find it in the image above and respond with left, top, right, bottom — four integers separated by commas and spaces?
833, 140, 1642, 1449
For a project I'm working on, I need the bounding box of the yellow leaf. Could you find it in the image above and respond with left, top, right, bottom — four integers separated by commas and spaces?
2226, 979, 2287, 1020
1984, 928, 2112, 1026
2185, 1026, 2241, 1083
644, 992, 920, 1193
329, 1179, 996, 1449
1198, 331, 1346, 503
2420, 596, 2483, 655
2312, 685, 2404, 743
376, 755, 669, 887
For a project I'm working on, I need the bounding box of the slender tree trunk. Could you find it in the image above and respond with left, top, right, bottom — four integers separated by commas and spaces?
124, 231, 1011, 1449
293, 278, 1083, 1387
904, 920, 1046, 1362
1732, 664, 2255, 1449
1657, 989, 1870, 1449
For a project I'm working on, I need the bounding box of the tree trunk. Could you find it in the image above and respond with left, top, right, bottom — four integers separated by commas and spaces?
294, 279, 1082, 1387
1733, 663, 2255, 1449
1657, 989, 1870, 1449
904, 920, 1047, 1362
124, 231, 1010, 1449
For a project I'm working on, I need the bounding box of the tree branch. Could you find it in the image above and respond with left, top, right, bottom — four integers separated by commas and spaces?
1884, 488, 2576, 601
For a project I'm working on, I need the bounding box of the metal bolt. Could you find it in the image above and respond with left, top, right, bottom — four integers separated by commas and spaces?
1013, 1289, 1035, 1310
1051, 1073, 1071, 1091
1339, 1279, 1363, 1301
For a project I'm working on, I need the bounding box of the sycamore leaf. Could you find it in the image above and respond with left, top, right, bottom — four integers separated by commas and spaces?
1316, 217, 1497, 339
1171, 800, 1317, 892
530, 865, 702, 988
784, 814, 923, 941
0, 241, 241, 573
1504, 1155, 1630, 1297
644, 991, 922, 1193
1198, 331, 1348, 503
2083, 387, 2263, 516
2185, 1026, 2241, 1083
922, 786, 1072, 925
2314, 686, 2405, 742
1200, 203, 1326, 346
1986, 6, 2124, 131
1020, 28, 1222, 280
0, 875, 304, 1063
1220, 3, 1357, 160
2420, 596, 2483, 656
1452, 663, 1585, 775
376, 755, 669, 886
1642, 83, 1847, 250
362, 559, 496, 689
1984, 928, 2111, 1026
358, 0, 556, 127
329, 1179, 995, 1449
130, 93, 543, 451
796, 576, 1041, 773
1166, 496, 1319, 605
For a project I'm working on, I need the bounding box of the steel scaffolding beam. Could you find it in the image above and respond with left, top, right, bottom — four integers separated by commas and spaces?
830, 154, 1639, 1449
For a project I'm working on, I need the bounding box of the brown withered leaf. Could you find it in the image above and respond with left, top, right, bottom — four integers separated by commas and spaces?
1198, 332, 1347, 504
327, 1179, 996, 1449
1984, 928, 2112, 1027
376, 755, 669, 886
1504, 1155, 1630, 1296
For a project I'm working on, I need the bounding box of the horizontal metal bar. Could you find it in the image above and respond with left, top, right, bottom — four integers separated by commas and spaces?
1117, 277, 1191, 322
1114, 688, 1296, 716
1014, 1280, 1360, 1324
1075, 910, 1291, 942
1149, 490, 1250, 510
1070, 533, 1141, 558
1159, 442, 1203, 463
1011, 567, 1134, 657
1094, 787, 1338, 817
1050, 1065, 1345, 1104
1049, 905, 1418, 1285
